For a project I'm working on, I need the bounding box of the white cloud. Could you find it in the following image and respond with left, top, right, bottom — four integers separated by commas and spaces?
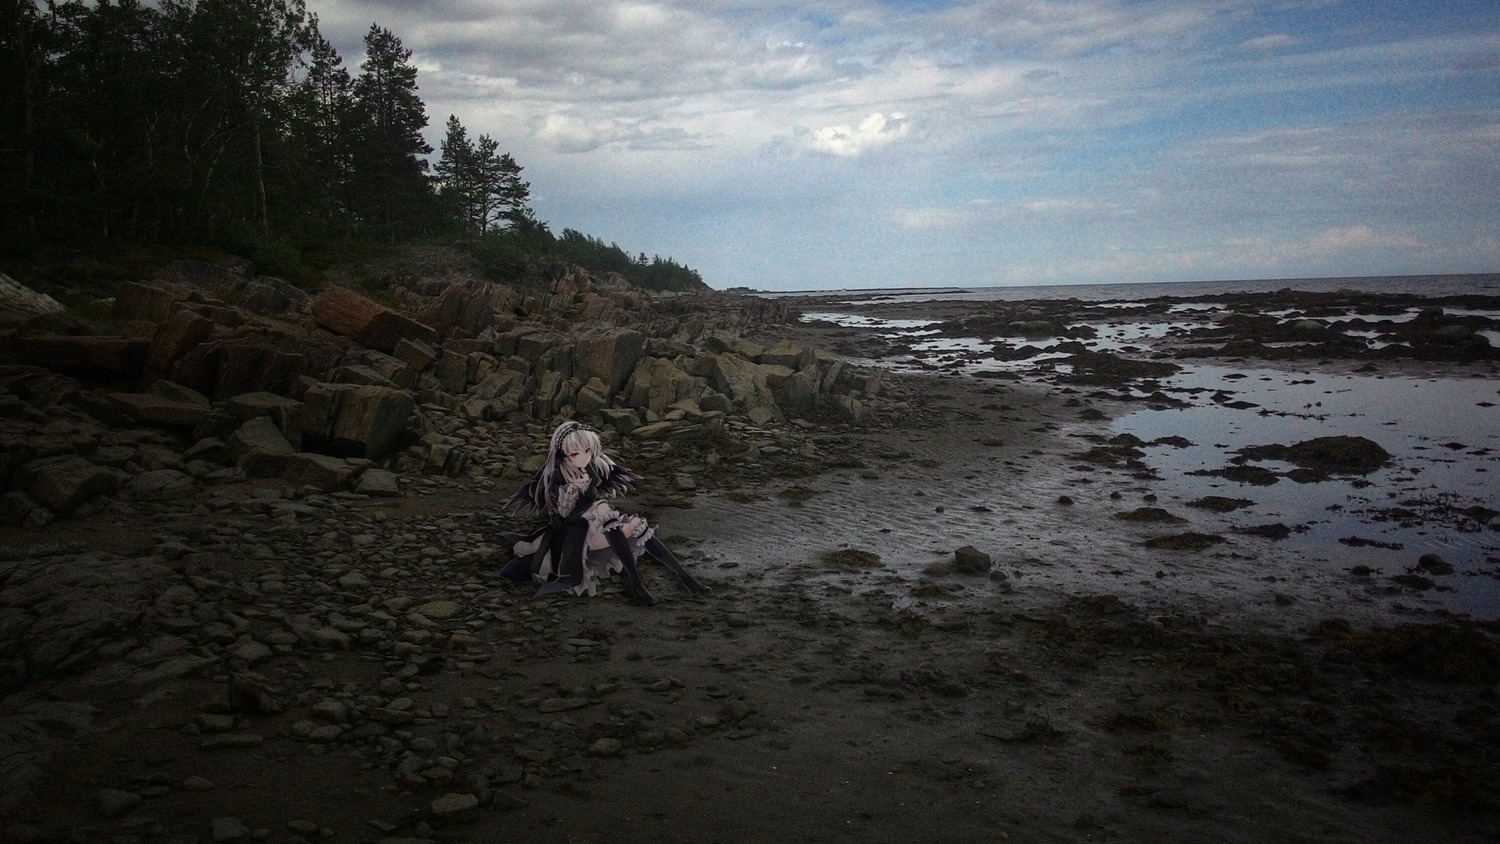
808, 112, 911, 157
307, 1, 1500, 288
895, 205, 980, 229
1303, 225, 1421, 256
1237, 33, 1301, 53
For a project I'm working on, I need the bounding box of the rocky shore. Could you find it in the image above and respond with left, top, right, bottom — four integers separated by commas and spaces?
2, 263, 1498, 842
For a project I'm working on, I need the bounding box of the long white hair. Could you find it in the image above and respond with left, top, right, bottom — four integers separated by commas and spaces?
544, 421, 615, 489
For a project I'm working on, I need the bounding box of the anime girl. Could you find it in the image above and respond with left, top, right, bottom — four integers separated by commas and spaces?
496, 421, 710, 605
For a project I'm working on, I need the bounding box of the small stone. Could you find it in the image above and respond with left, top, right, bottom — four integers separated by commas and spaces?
429, 792, 479, 818
411, 600, 459, 620
210, 816, 251, 841
229, 637, 272, 665
537, 697, 588, 713
182, 775, 215, 791
286, 820, 320, 836
588, 738, 623, 757
1417, 553, 1455, 575
96, 788, 142, 818
720, 699, 752, 723
953, 545, 992, 574
197, 713, 237, 733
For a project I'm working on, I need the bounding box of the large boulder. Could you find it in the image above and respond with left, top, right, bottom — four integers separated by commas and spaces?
141, 309, 215, 385
708, 354, 789, 413
112, 282, 183, 322
126, 469, 201, 502
0, 273, 65, 325
283, 452, 365, 491
299, 383, 414, 459
169, 330, 344, 400
21, 455, 119, 515
419, 278, 520, 339
107, 392, 210, 428
772, 370, 819, 417
625, 357, 702, 413
15, 335, 149, 382
310, 286, 436, 354
575, 328, 646, 396
227, 416, 297, 477
759, 339, 810, 369
238, 276, 311, 315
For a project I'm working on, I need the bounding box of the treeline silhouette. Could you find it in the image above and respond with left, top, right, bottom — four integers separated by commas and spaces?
0, 0, 707, 292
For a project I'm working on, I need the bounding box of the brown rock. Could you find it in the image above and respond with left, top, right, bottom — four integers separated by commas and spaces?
310, 286, 436, 354
169, 330, 344, 400
299, 383, 414, 459
420, 278, 520, 339
284, 453, 362, 491
22, 455, 119, 514
15, 334, 149, 381
227, 416, 296, 477
142, 309, 215, 385
575, 328, 646, 395
108, 392, 210, 427
112, 282, 183, 322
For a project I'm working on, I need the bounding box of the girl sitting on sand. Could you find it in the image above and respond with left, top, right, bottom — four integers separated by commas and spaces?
495, 420, 709, 605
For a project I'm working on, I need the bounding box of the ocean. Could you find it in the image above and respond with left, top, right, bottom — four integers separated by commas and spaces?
793, 272, 1500, 620
761, 272, 1500, 303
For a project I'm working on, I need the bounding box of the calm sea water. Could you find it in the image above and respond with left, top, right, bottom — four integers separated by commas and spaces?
795, 272, 1500, 620
764, 273, 1500, 303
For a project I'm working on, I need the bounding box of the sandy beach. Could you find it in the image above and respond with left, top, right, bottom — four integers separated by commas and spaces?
4, 291, 1499, 844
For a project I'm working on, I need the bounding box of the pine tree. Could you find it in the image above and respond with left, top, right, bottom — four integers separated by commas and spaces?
350, 24, 431, 241
285, 16, 357, 236
435, 114, 479, 235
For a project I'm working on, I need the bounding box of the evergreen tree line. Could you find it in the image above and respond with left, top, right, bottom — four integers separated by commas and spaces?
0, 0, 707, 292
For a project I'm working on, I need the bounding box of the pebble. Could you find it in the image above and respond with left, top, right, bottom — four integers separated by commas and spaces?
429, 792, 479, 818
210, 816, 251, 841
95, 788, 141, 818
588, 738, 623, 757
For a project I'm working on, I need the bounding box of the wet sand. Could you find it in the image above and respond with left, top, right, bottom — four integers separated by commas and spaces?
5, 306, 1500, 843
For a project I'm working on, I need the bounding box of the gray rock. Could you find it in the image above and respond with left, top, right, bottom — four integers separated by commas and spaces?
575, 328, 647, 395
954, 545, 992, 574
20, 455, 118, 515
309, 286, 436, 353
284, 452, 360, 491
210, 816, 251, 841
95, 788, 141, 818
227, 416, 296, 477
128, 469, 201, 502
429, 792, 479, 819
299, 383, 414, 460
355, 468, 401, 497
0, 273, 65, 324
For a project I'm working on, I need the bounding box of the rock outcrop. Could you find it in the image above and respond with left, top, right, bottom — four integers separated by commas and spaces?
1, 254, 882, 525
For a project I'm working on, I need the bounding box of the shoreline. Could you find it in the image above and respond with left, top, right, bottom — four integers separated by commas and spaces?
4, 292, 1499, 842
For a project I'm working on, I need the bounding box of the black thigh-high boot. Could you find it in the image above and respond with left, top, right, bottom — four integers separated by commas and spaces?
605, 528, 657, 606
497, 555, 532, 582
644, 536, 710, 595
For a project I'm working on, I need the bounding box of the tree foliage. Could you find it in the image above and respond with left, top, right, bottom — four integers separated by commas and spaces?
0, 0, 706, 291
436, 114, 532, 236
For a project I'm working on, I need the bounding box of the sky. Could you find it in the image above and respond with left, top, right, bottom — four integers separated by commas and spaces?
311, 0, 1500, 291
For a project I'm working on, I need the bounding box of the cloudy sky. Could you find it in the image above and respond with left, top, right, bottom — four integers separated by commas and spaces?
312, 0, 1500, 291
